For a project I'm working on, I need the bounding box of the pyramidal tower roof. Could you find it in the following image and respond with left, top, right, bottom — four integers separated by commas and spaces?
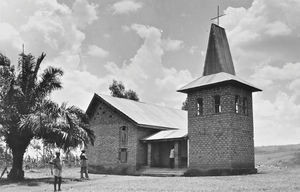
203, 24, 235, 76
177, 24, 261, 93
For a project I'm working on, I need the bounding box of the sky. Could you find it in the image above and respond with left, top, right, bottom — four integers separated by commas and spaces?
0, 0, 299, 146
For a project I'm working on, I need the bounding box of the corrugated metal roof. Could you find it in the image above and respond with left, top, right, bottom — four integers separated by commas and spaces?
142, 128, 187, 141
96, 94, 187, 130
203, 24, 235, 76
177, 72, 262, 93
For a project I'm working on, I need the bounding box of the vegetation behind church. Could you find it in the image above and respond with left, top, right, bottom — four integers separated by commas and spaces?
109, 80, 139, 101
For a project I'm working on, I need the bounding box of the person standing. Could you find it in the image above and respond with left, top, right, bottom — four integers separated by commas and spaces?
80, 150, 89, 179
50, 152, 62, 191
169, 147, 175, 169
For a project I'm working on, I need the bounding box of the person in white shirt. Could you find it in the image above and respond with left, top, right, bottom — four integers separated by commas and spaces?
50, 152, 62, 191
80, 150, 89, 179
169, 147, 175, 169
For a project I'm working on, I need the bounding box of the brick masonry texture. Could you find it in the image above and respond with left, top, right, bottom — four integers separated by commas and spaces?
87, 82, 256, 174
187, 84, 255, 170
86, 100, 157, 174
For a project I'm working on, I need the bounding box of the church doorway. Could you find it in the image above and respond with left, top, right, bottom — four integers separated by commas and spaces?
149, 139, 187, 168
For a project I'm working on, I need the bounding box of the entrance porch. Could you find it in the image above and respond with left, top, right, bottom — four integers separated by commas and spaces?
145, 139, 188, 169
139, 167, 187, 176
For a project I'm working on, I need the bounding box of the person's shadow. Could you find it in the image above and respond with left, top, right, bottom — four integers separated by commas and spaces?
0, 177, 83, 187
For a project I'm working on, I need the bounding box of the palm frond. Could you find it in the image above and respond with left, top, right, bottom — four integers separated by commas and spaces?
17, 54, 36, 93
67, 105, 89, 123
41, 100, 61, 119
22, 101, 95, 151
19, 100, 60, 137
33, 52, 46, 80
34, 66, 63, 100
0, 53, 11, 66
0, 65, 16, 101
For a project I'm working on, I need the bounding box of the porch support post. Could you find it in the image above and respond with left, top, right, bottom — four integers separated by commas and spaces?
174, 141, 179, 168
147, 143, 151, 167
187, 139, 189, 168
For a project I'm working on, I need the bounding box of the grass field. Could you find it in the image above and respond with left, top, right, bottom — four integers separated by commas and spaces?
1, 144, 300, 192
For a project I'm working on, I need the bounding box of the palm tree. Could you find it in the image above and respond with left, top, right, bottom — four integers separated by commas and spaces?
0, 53, 94, 180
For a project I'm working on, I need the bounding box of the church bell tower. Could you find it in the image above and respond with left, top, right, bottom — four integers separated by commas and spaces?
178, 24, 261, 174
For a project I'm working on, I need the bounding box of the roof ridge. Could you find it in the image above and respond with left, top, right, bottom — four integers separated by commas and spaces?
96, 93, 185, 112
87, 93, 187, 130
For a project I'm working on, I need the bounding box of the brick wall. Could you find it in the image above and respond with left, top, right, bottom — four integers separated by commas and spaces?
230, 86, 255, 169
187, 84, 255, 170
86, 99, 158, 174
136, 128, 157, 168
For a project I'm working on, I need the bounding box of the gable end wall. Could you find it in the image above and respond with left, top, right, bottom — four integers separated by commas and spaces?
87, 100, 139, 174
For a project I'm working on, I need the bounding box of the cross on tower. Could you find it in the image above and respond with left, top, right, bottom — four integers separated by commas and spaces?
210, 5, 226, 26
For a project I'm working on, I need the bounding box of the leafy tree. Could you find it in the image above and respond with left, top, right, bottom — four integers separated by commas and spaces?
182, 97, 188, 111
124, 89, 139, 101
109, 80, 139, 101
0, 53, 94, 180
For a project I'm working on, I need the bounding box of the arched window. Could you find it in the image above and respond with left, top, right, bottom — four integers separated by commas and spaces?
235, 95, 240, 113
242, 97, 248, 115
119, 126, 128, 147
214, 95, 221, 113
119, 126, 128, 163
196, 98, 203, 116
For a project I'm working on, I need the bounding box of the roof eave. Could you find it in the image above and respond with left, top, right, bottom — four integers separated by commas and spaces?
177, 80, 262, 93
141, 135, 188, 143
138, 124, 178, 130
86, 93, 99, 117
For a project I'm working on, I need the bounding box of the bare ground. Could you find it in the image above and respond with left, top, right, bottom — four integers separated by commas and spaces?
1, 144, 300, 192
0, 166, 299, 192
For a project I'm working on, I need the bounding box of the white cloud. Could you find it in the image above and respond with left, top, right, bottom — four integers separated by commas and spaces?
224, 0, 296, 41
0, 22, 23, 57
265, 21, 291, 36
189, 46, 198, 55
102, 24, 192, 108
155, 68, 192, 94
112, 0, 142, 15
254, 92, 300, 146
200, 51, 206, 57
21, 10, 68, 50
222, 0, 300, 145
162, 38, 184, 51
103, 33, 111, 38
250, 62, 300, 88
222, 0, 300, 74
51, 69, 105, 109
0, 23, 22, 45
72, 0, 98, 29
18, 0, 98, 56
87, 45, 109, 58
0, 0, 101, 109
289, 79, 300, 91
121, 25, 131, 32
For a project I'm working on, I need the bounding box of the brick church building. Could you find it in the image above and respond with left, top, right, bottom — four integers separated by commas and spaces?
86, 24, 261, 175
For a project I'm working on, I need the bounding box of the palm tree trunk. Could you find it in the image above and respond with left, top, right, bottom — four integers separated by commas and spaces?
7, 146, 26, 180
7, 134, 31, 181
